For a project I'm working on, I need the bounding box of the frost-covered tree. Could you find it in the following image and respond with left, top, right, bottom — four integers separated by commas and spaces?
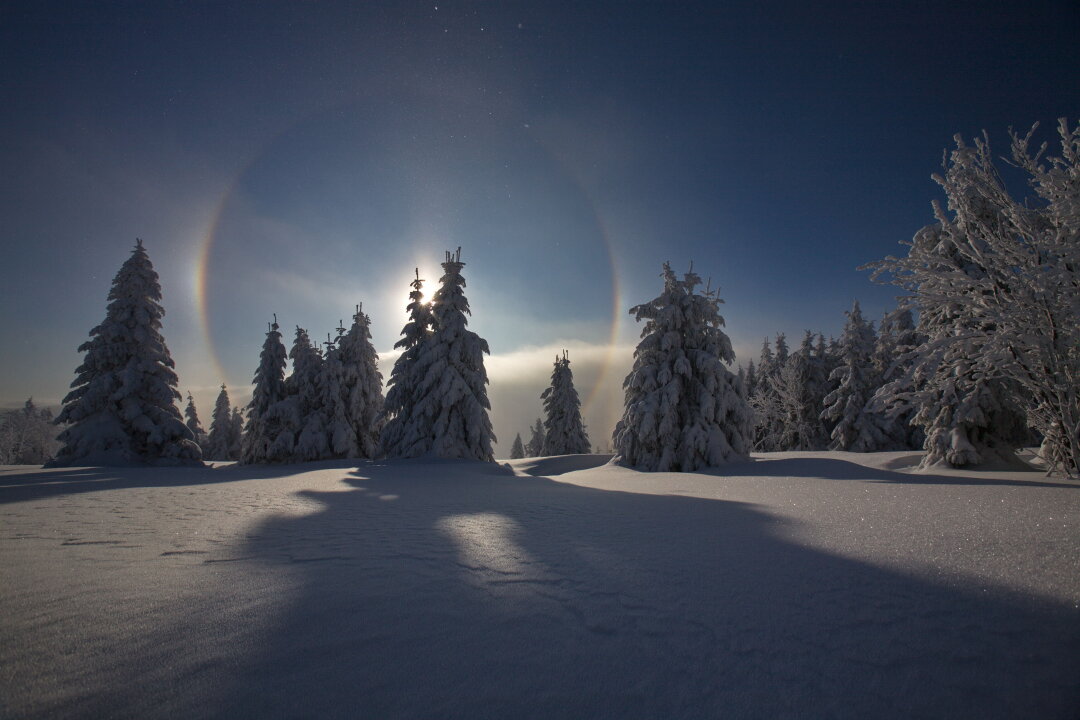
287, 326, 331, 461
510, 433, 525, 459
205, 384, 233, 461
0, 399, 59, 465
381, 269, 436, 458
525, 417, 545, 457
871, 225, 1031, 468
773, 332, 828, 451
820, 301, 891, 451
327, 306, 384, 459
744, 360, 758, 399
184, 392, 208, 453
541, 351, 591, 455
751, 336, 788, 451
52, 240, 201, 466
868, 309, 924, 449
613, 262, 751, 471
241, 317, 290, 464
228, 407, 244, 460
868, 123, 1080, 472
413, 248, 495, 461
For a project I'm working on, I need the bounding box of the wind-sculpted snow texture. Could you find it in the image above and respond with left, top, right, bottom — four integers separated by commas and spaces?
3, 451, 1077, 719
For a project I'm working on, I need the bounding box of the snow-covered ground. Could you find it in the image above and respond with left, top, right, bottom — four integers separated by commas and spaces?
2, 452, 1078, 719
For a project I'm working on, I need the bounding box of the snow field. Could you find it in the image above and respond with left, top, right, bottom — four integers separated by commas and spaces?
1, 452, 1078, 718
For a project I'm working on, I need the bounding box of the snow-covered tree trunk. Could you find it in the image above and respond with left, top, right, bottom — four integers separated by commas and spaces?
541, 351, 591, 455
52, 240, 201, 466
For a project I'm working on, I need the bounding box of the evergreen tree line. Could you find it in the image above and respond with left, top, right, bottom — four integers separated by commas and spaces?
0, 399, 59, 464
43, 122, 1079, 476
48, 244, 495, 467
746, 303, 925, 455
238, 247, 494, 464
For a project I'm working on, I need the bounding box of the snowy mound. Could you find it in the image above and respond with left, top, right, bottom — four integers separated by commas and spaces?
509, 453, 614, 477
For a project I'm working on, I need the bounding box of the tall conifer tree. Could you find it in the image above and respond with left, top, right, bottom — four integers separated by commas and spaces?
613, 263, 750, 471
525, 417, 545, 457
184, 392, 208, 453
329, 306, 384, 458
541, 351, 591, 455
510, 433, 526, 459
52, 240, 201, 466
382, 269, 436, 457
418, 248, 495, 461
206, 384, 233, 460
241, 317, 289, 464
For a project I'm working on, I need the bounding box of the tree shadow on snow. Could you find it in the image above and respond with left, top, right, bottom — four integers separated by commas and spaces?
173, 460, 1080, 720
513, 453, 615, 476
0, 461, 354, 506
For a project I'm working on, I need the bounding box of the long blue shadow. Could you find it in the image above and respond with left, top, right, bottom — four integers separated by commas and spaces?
170, 461, 1080, 720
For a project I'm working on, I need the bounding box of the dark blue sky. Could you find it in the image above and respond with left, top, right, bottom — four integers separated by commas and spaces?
2, 0, 1077, 448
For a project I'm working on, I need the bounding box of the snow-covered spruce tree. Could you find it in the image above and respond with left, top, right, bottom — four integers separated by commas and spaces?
750, 336, 787, 451
320, 330, 345, 454
328, 306, 384, 459
820, 300, 892, 452
52, 240, 201, 466
541, 351, 591, 455
205, 384, 233, 460
241, 317, 291, 464
613, 262, 751, 471
525, 417, 545, 457
744, 360, 757, 399
869, 122, 1080, 474
815, 333, 842, 439
0, 399, 60, 465
228, 407, 244, 460
773, 332, 828, 451
286, 326, 331, 462
381, 269, 436, 458
184, 392, 208, 453
411, 248, 495, 461
868, 308, 924, 449
510, 433, 525, 459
